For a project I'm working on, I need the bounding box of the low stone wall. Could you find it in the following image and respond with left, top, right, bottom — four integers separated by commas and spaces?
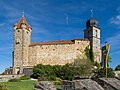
2, 67, 13, 75
0, 74, 23, 82
23, 68, 33, 76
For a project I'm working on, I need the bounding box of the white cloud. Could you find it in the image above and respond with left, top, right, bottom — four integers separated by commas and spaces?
109, 7, 120, 26
110, 15, 120, 25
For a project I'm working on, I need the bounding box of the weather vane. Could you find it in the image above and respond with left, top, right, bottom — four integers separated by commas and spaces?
22, 10, 24, 16
90, 9, 93, 18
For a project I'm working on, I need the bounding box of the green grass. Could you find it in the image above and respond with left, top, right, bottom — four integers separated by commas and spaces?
55, 85, 61, 90
0, 80, 35, 90
0, 80, 61, 90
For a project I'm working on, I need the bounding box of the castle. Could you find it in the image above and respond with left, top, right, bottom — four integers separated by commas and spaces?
5, 15, 101, 75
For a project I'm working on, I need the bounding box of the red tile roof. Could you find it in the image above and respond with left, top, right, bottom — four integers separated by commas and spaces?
29, 40, 74, 46
29, 38, 89, 46
14, 15, 32, 30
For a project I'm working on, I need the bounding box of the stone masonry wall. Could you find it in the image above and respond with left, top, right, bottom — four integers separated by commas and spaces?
28, 40, 90, 66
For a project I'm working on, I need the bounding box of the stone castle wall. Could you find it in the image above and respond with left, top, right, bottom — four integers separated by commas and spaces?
28, 40, 90, 66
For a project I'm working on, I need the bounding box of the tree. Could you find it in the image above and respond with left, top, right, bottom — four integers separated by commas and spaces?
85, 46, 94, 62
32, 64, 55, 80
95, 68, 115, 78
73, 57, 94, 76
115, 64, 120, 71
59, 63, 75, 80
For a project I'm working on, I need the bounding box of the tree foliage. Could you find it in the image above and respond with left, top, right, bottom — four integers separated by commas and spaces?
32, 57, 94, 81
32, 64, 55, 80
115, 64, 120, 71
85, 46, 94, 62
73, 57, 94, 76
95, 68, 115, 78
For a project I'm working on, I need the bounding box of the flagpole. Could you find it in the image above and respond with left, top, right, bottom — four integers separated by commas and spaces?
105, 42, 110, 78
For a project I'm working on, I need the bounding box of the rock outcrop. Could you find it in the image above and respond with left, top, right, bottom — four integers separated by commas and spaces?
34, 81, 56, 90
62, 79, 104, 90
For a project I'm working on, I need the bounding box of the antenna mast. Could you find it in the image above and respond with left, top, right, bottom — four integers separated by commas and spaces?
91, 9, 93, 18
22, 10, 24, 16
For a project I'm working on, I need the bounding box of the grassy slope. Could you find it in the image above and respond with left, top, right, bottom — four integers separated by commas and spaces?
0, 80, 61, 90
0, 80, 35, 90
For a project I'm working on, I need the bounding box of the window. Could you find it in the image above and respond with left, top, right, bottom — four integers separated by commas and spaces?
96, 30, 97, 37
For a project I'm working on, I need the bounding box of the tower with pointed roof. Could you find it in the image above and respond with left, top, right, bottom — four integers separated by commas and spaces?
84, 18, 101, 62
13, 15, 32, 74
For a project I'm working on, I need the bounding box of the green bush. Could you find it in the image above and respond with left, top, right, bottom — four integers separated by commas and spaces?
32, 59, 94, 81
95, 68, 115, 78
53, 78, 61, 85
9, 78, 21, 82
32, 64, 57, 80
0, 84, 8, 90
20, 75, 30, 80
38, 75, 48, 81
115, 64, 120, 71
53, 81, 61, 85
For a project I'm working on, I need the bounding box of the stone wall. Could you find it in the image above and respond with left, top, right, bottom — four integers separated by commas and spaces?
23, 67, 33, 76
0, 74, 23, 82
28, 40, 89, 66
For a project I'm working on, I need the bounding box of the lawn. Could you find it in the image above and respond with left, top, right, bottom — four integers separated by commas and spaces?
0, 80, 35, 90
0, 80, 61, 90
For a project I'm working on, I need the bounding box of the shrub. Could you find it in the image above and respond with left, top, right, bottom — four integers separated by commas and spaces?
0, 84, 8, 90
9, 78, 21, 82
20, 75, 30, 80
53, 78, 61, 85
32, 64, 57, 80
115, 64, 120, 71
95, 68, 115, 78
38, 75, 48, 81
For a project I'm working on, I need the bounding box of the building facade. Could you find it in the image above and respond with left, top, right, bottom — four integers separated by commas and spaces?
12, 16, 101, 74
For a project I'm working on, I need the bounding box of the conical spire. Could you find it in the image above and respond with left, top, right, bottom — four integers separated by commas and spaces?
14, 15, 32, 30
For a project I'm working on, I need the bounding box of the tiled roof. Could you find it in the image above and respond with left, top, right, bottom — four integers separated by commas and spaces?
14, 15, 32, 30
29, 38, 89, 46
29, 40, 74, 46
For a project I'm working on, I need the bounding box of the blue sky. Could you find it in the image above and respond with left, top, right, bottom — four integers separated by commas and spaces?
0, 0, 120, 73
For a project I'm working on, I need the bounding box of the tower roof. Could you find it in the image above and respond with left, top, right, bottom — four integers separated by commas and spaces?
14, 15, 32, 30
86, 18, 98, 28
